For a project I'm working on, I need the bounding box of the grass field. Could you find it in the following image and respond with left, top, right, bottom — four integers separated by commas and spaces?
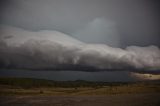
0, 77, 160, 96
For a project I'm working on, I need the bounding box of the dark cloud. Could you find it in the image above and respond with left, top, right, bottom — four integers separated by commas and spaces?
0, 26, 160, 73
0, 0, 160, 83
0, 70, 136, 82
0, 0, 159, 47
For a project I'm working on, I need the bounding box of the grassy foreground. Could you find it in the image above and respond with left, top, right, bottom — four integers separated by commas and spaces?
0, 77, 160, 95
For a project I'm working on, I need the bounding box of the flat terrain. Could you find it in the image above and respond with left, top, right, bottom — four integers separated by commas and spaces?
0, 93, 160, 106
0, 77, 160, 106
0, 77, 160, 95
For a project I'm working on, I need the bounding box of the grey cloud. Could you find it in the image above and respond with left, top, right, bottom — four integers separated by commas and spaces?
0, 26, 160, 73
0, 0, 159, 47
72, 18, 120, 47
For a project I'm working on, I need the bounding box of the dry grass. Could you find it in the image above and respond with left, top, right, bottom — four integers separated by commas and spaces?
0, 77, 160, 95
0, 83, 160, 96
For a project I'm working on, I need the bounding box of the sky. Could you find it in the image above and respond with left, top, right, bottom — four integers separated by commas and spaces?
0, 0, 160, 81
0, 0, 160, 47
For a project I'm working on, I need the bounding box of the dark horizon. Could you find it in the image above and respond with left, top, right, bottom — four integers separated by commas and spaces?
0, 69, 143, 82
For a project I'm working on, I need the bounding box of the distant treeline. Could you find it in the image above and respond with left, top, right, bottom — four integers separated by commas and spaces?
0, 77, 159, 88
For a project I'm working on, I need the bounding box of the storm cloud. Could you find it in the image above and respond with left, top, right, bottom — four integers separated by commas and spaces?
0, 26, 160, 73
0, 0, 160, 47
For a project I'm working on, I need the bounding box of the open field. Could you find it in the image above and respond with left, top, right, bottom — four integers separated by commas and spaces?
0, 77, 160, 106
0, 77, 160, 95
0, 93, 160, 106
0, 83, 160, 96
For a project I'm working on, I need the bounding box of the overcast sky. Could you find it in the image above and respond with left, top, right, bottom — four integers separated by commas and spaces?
0, 0, 160, 47
0, 0, 160, 81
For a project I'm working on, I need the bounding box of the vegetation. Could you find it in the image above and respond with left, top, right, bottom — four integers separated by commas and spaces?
0, 77, 135, 88
0, 77, 160, 95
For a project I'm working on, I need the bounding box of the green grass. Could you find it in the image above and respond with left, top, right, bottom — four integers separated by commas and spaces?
0, 77, 160, 95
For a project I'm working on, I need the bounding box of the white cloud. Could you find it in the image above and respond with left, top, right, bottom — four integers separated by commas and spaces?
0, 26, 160, 72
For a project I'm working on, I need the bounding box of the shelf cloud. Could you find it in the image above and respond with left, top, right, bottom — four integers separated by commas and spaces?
0, 26, 160, 73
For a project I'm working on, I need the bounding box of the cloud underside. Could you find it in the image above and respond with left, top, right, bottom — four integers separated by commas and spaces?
0, 26, 160, 73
